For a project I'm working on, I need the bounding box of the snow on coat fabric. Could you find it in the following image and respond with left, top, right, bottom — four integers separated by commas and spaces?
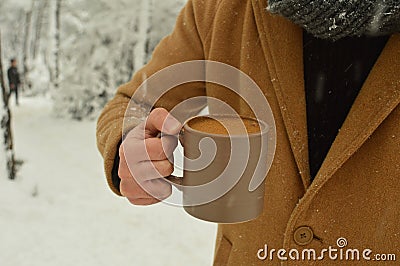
96, 0, 400, 265
267, 0, 400, 40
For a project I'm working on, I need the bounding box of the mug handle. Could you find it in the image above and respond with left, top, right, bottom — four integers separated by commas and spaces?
165, 175, 183, 186
161, 129, 185, 186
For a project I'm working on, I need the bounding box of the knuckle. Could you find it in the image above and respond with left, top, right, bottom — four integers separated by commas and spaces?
118, 144, 125, 158
119, 168, 134, 181
152, 107, 167, 117
118, 163, 129, 179
147, 141, 165, 160
165, 162, 174, 175
117, 167, 124, 179
119, 182, 131, 197
120, 179, 139, 198
155, 161, 173, 177
120, 141, 136, 160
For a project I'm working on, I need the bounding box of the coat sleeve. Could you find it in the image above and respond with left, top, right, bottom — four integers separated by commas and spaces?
96, 0, 215, 195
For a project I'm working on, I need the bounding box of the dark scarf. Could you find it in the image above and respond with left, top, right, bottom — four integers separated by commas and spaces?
267, 0, 400, 40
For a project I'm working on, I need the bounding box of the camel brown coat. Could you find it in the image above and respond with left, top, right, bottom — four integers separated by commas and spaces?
96, 0, 400, 265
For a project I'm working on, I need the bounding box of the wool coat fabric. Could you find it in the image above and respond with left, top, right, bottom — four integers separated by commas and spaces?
267, 0, 400, 40
96, 0, 400, 265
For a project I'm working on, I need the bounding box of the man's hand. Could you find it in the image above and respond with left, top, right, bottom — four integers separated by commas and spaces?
10, 84, 15, 89
118, 108, 181, 205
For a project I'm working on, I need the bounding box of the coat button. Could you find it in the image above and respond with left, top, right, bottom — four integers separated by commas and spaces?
293, 226, 314, 246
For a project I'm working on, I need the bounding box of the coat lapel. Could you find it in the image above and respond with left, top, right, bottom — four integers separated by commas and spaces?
251, 0, 311, 189
314, 34, 400, 185
251, 0, 400, 190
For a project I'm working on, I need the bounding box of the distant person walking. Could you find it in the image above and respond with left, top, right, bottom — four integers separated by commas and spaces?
7, 58, 21, 105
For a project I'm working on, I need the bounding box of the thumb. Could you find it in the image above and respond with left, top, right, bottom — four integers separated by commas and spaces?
145, 108, 181, 136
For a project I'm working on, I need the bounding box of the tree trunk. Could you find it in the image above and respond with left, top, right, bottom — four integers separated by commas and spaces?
145, 0, 154, 60
0, 31, 16, 180
44, 0, 55, 86
133, 0, 152, 72
54, 0, 61, 90
29, 1, 38, 63
23, 10, 33, 90
32, 0, 47, 60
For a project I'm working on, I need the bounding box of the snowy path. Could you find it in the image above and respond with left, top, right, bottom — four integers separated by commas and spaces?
0, 97, 217, 266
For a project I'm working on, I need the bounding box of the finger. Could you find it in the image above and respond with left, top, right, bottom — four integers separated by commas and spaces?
118, 159, 133, 181
131, 160, 174, 183
120, 137, 166, 163
120, 177, 172, 201
145, 108, 181, 136
127, 198, 160, 206
120, 177, 153, 199
122, 135, 178, 162
160, 135, 178, 161
143, 135, 178, 161
140, 179, 172, 200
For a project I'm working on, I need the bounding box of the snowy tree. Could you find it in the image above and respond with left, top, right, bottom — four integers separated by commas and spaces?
54, 0, 62, 90
133, 0, 154, 71
0, 31, 16, 180
0, 0, 187, 120
52, 0, 186, 120
23, 9, 33, 89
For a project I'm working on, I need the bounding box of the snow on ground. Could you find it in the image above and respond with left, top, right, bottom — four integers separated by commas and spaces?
0, 96, 217, 266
